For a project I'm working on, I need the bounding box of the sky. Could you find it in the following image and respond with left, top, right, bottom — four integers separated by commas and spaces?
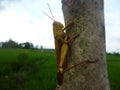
0, 0, 120, 52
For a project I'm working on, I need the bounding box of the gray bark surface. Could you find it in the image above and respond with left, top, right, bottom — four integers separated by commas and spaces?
57, 0, 110, 90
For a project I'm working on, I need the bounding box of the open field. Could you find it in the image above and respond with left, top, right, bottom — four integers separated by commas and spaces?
107, 54, 120, 90
0, 48, 56, 90
0, 48, 120, 90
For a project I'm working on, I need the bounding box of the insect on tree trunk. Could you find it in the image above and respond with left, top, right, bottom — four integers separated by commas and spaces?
56, 0, 110, 90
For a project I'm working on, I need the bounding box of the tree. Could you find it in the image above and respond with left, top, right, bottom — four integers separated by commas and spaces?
57, 0, 110, 90
19, 42, 33, 49
2, 39, 18, 48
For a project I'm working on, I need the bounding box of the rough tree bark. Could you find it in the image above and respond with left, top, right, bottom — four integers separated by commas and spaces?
57, 0, 110, 90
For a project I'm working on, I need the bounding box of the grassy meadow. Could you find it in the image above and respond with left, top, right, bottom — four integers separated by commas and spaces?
0, 48, 57, 90
107, 54, 120, 90
0, 48, 120, 90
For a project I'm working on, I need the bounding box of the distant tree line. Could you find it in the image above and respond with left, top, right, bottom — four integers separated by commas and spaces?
0, 39, 56, 50
1, 39, 34, 49
107, 52, 120, 56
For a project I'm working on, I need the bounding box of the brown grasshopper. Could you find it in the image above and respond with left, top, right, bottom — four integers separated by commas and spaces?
43, 4, 79, 85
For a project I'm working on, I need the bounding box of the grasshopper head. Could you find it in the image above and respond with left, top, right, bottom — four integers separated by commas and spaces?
53, 21, 64, 29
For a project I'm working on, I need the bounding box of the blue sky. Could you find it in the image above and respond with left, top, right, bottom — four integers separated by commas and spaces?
104, 0, 120, 52
0, 0, 120, 52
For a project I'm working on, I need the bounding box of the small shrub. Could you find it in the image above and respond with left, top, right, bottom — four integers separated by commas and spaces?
11, 53, 29, 71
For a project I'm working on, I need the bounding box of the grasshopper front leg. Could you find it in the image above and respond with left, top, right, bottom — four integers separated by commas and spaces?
62, 21, 74, 31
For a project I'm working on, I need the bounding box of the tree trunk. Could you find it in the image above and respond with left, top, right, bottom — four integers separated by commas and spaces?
57, 0, 110, 90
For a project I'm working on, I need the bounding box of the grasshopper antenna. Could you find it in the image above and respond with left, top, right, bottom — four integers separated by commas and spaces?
42, 4, 55, 21
47, 3, 54, 19
42, 11, 55, 21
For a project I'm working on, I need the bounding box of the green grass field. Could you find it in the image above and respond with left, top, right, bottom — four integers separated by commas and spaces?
0, 48, 57, 90
0, 48, 120, 90
107, 55, 120, 90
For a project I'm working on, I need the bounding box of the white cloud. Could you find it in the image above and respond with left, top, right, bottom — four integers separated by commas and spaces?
0, 0, 120, 51
105, 0, 120, 52
0, 2, 55, 48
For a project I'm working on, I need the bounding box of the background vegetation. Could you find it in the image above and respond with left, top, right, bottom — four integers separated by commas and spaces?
0, 48, 120, 90
0, 48, 56, 90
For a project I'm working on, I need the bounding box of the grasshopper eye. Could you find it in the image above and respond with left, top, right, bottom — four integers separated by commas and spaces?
53, 22, 57, 25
